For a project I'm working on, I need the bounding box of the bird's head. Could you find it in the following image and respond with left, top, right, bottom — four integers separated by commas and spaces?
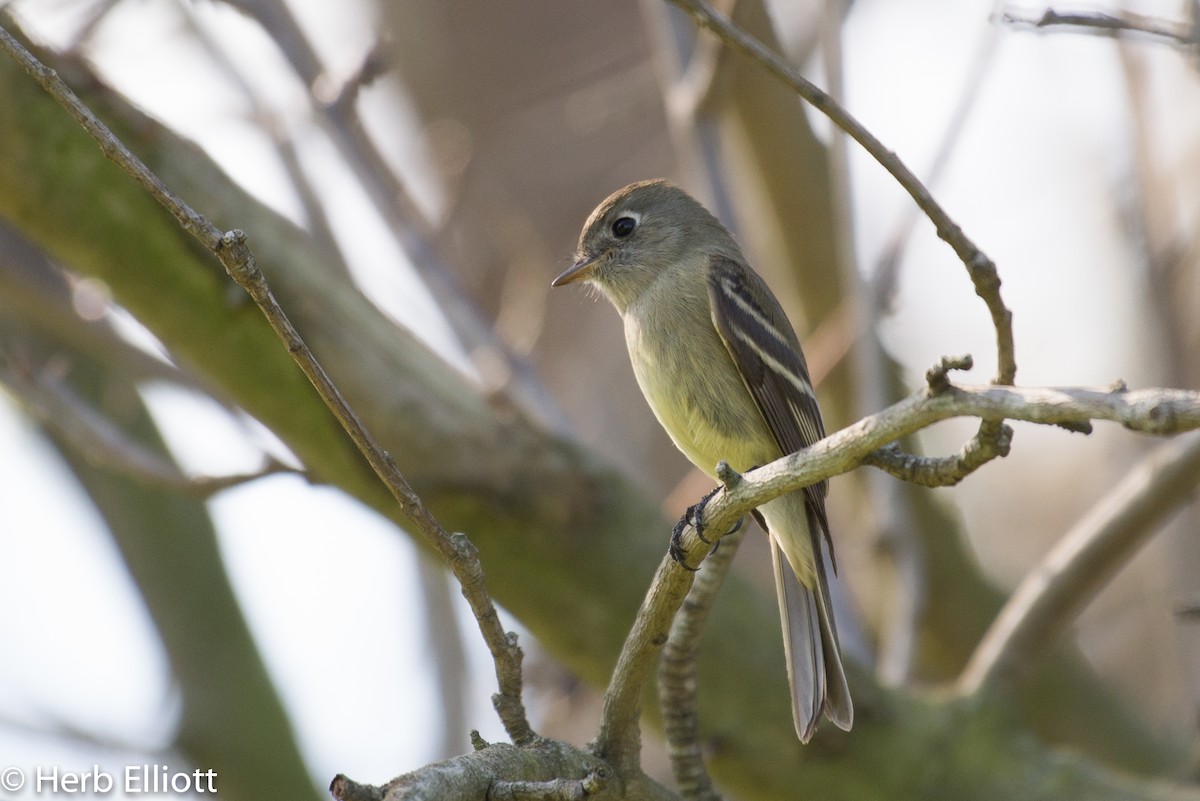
552, 180, 733, 312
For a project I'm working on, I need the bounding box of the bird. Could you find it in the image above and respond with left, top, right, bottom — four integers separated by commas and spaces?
551, 179, 852, 742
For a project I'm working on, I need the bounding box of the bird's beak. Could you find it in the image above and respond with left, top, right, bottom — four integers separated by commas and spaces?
551, 253, 600, 287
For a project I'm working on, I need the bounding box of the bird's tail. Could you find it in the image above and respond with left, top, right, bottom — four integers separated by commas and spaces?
763, 497, 853, 742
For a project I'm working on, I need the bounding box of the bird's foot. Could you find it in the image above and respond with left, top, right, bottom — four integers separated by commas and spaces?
669, 487, 744, 570
669, 512, 701, 571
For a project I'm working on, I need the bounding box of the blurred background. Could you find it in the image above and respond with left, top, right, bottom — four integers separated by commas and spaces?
1, 0, 1198, 798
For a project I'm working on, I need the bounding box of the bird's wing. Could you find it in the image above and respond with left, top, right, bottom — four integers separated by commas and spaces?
707, 255, 833, 555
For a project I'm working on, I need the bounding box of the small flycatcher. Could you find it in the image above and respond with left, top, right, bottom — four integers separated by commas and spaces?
552, 179, 852, 742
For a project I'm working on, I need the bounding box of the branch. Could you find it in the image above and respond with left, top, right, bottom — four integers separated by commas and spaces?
868, 21, 1002, 312
592, 465, 743, 777
657, 512, 744, 801
861, 429, 1013, 488
225, 0, 572, 432
958, 430, 1200, 694
665, 0, 1016, 388
330, 740, 619, 801
0, 22, 535, 747
999, 6, 1197, 49
590, 553, 700, 773
662, 3, 1020, 607
670, 379, 1200, 560
578, 361, 1179, 783
0, 354, 302, 496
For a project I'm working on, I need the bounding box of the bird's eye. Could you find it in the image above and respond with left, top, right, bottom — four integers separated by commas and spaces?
611, 216, 637, 238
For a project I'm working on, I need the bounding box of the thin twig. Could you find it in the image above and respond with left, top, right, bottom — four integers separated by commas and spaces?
663, 11, 1019, 643
861, 429, 1014, 488
0, 354, 302, 496
0, 23, 535, 747
594, 454, 740, 782
0, 27, 218, 250
666, 0, 1016, 389
225, 0, 571, 432
819, 0, 925, 685
958, 430, 1200, 694
999, 7, 1196, 49
174, 0, 352, 280
672, 379, 1200, 560
870, 19, 1002, 311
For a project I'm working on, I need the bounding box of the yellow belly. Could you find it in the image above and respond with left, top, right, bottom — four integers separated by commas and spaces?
621, 286, 817, 585
623, 291, 777, 478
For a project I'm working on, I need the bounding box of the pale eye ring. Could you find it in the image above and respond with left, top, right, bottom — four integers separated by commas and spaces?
611, 214, 638, 238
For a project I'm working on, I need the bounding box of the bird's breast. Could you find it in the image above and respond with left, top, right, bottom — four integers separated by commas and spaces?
623, 288, 776, 478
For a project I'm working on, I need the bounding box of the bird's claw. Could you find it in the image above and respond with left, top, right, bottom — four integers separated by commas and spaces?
668, 488, 744, 570
669, 512, 701, 571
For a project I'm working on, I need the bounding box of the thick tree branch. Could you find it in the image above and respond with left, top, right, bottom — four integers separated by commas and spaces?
0, 21, 535, 748
330, 740, 627, 801
958, 430, 1200, 694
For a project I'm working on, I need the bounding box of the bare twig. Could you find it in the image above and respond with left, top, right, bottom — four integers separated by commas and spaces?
174, 0, 351, 280
662, 10, 1019, 645
861, 356, 1014, 488
224, 0, 571, 432
861, 430, 1014, 488
819, 0, 925, 685
0, 355, 301, 496
958, 430, 1200, 694
669, 379, 1200, 561
0, 22, 535, 747
594, 458, 747, 783
870, 20, 1002, 310
0, 27, 217, 252
666, 0, 1016, 389
999, 7, 1196, 49
592, 550, 700, 773
592, 465, 742, 778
